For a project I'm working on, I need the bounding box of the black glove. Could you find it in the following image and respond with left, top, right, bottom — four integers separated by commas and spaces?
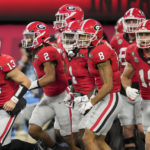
8, 98, 26, 116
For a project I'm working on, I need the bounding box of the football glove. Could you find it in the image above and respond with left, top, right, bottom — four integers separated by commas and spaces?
79, 101, 93, 115
126, 86, 139, 102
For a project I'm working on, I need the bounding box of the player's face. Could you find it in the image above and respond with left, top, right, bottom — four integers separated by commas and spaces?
63, 33, 76, 45
125, 19, 139, 31
138, 32, 150, 45
78, 33, 92, 48
23, 33, 35, 47
62, 32, 77, 52
55, 14, 66, 31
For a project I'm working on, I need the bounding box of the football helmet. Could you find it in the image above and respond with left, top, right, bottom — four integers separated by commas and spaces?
62, 21, 80, 56
77, 19, 103, 48
136, 20, 150, 48
53, 4, 84, 32
115, 17, 123, 34
123, 8, 146, 33
22, 21, 50, 50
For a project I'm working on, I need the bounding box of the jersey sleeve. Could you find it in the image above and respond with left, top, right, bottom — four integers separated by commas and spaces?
2, 55, 17, 72
125, 44, 135, 64
92, 42, 111, 65
38, 47, 58, 64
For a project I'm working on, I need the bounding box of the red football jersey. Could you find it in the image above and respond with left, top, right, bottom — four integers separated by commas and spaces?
56, 33, 72, 82
67, 49, 95, 95
88, 40, 121, 93
126, 44, 150, 100
33, 46, 68, 96
0, 54, 19, 106
110, 33, 138, 82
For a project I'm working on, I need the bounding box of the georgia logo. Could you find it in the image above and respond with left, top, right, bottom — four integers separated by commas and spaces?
94, 25, 101, 31
67, 6, 76, 11
37, 24, 46, 30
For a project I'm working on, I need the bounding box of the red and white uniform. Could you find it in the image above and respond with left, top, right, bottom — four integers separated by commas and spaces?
0, 54, 19, 146
29, 46, 76, 136
88, 40, 120, 92
67, 49, 95, 95
126, 44, 150, 132
110, 33, 137, 81
56, 33, 72, 82
126, 44, 150, 100
111, 33, 142, 126
33, 46, 68, 96
79, 41, 122, 135
0, 55, 19, 106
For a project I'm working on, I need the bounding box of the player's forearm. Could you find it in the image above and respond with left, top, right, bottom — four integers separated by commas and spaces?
29, 75, 56, 90
38, 75, 56, 87
20, 78, 31, 89
91, 83, 113, 105
121, 74, 132, 90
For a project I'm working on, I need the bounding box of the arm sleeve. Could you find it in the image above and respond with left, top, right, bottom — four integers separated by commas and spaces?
92, 44, 111, 66
3, 56, 17, 72
38, 47, 58, 64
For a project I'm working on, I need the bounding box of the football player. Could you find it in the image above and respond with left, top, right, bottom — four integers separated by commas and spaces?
51, 4, 84, 48
0, 54, 31, 149
75, 19, 123, 150
22, 21, 72, 150
110, 8, 146, 150
61, 20, 96, 149
121, 19, 150, 150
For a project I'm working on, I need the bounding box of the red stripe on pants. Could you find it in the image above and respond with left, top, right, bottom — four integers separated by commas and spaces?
90, 93, 113, 131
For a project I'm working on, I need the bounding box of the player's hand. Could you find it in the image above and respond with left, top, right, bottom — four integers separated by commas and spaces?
126, 86, 139, 102
79, 101, 93, 115
3, 100, 16, 111
74, 95, 89, 104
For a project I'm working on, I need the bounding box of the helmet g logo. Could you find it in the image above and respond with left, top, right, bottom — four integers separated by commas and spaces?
67, 6, 76, 11
37, 24, 46, 30
94, 25, 101, 31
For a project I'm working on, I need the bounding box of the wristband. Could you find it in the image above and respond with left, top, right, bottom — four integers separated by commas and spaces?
29, 80, 40, 90
11, 96, 19, 104
11, 85, 28, 103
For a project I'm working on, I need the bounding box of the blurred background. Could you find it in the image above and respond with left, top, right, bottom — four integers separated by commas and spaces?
0, 0, 149, 61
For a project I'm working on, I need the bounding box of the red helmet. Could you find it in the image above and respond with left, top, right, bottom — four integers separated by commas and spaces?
136, 20, 150, 48
53, 4, 84, 32
62, 21, 80, 55
115, 17, 123, 34
77, 19, 103, 48
123, 8, 146, 33
22, 21, 50, 50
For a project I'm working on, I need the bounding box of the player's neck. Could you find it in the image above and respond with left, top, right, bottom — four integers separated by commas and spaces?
128, 33, 135, 41
143, 48, 150, 58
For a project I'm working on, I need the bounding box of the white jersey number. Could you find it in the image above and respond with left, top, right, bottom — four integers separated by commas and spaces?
98, 52, 105, 60
7, 60, 16, 70
44, 52, 50, 60
69, 66, 77, 84
119, 47, 127, 66
139, 69, 150, 88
